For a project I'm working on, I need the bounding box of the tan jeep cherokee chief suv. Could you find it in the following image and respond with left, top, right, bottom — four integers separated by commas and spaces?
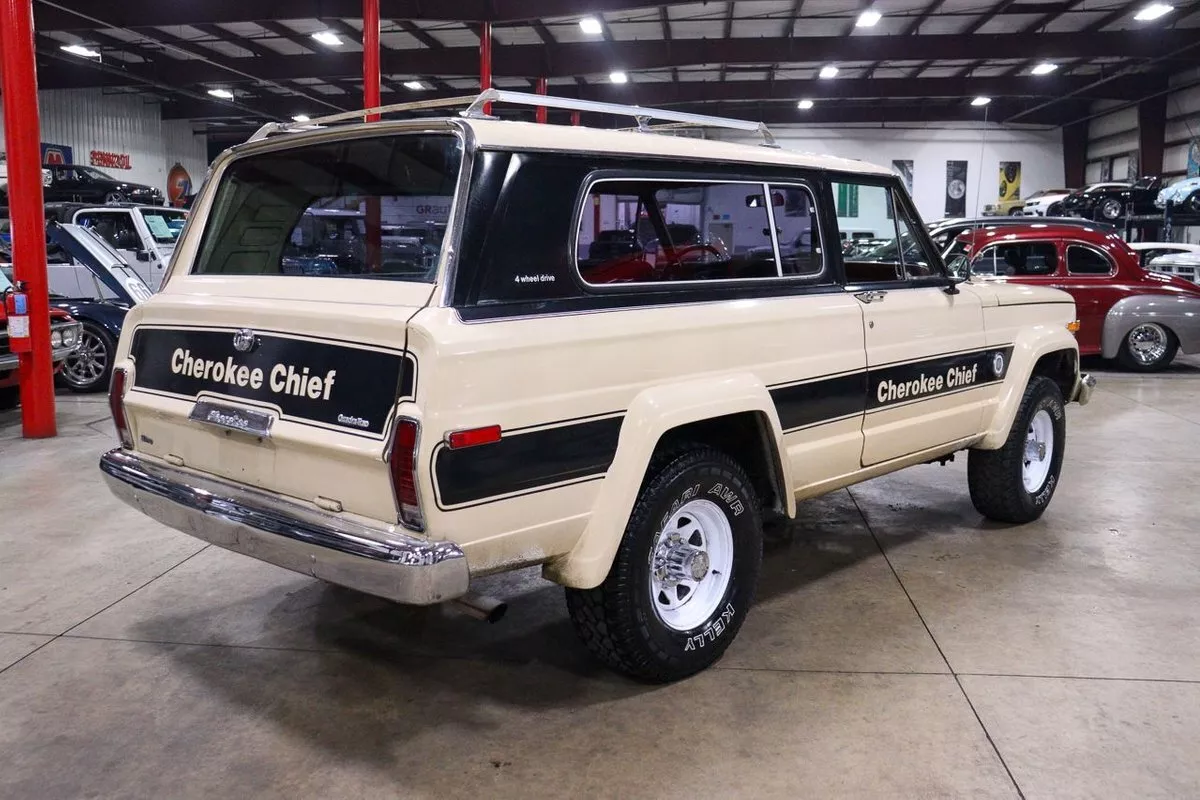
101, 91, 1094, 683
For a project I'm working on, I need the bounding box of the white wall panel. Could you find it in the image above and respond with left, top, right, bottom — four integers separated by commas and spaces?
0, 89, 208, 198
716, 124, 1064, 222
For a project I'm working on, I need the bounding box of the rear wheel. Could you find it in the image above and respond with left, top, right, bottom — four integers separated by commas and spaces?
565, 446, 762, 683
1097, 197, 1123, 220
1117, 322, 1177, 372
1187, 192, 1200, 214
58, 322, 114, 392
968, 376, 1066, 524
103, 191, 126, 205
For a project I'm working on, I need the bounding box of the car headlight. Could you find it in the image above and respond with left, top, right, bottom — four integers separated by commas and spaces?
62, 325, 80, 347
51, 330, 63, 348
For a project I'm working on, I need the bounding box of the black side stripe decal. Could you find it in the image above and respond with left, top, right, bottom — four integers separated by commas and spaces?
433, 415, 624, 508
433, 345, 1014, 507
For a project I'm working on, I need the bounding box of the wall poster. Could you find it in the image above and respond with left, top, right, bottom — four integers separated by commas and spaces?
1188, 140, 1199, 178
944, 160, 968, 217
998, 161, 1021, 203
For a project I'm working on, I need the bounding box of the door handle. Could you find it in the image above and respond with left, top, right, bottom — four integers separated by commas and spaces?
854, 290, 888, 304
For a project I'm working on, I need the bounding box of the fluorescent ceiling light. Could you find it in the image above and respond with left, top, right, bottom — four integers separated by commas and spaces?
610, 71, 628, 84
856, 9, 882, 27
208, 88, 234, 100
819, 65, 839, 79
1031, 62, 1058, 75
311, 31, 342, 46
579, 17, 603, 34
1133, 2, 1172, 20
797, 99, 814, 110
292, 114, 310, 122
60, 44, 101, 59
971, 96, 992, 106
402, 80, 424, 90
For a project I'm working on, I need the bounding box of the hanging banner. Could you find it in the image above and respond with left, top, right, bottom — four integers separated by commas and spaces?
999, 161, 1021, 203
945, 160, 968, 217
1188, 140, 1199, 178
892, 160, 914, 195
1126, 152, 1139, 180
836, 182, 859, 217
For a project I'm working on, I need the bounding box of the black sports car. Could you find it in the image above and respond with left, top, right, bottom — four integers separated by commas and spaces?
1, 164, 163, 208
1060, 177, 1162, 221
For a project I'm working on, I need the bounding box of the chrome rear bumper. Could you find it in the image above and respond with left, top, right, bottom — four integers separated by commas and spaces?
99, 449, 469, 605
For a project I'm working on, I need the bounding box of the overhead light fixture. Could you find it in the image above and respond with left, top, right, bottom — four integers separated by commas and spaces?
1031, 62, 1059, 75
402, 80, 425, 90
609, 71, 628, 84
819, 65, 839, 79
292, 114, 311, 122
208, 88, 235, 100
60, 44, 101, 59
797, 99, 814, 110
579, 17, 603, 35
971, 96, 992, 106
311, 31, 343, 46
1133, 2, 1172, 19
856, 9, 882, 27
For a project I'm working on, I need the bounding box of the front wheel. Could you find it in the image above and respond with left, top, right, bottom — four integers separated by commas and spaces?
1097, 198, 1123, 220
103, 192, 126, 205
1187, 192, 1200, 214
565, 446, 763, 683
968, 376, 1066, 524
1117, 322, 1177, 372
58, 322, 114, 392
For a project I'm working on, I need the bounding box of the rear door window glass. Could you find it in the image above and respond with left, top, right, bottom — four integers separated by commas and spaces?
1067, 245, 1114, 275
973, 242, 1059, 276
192, 134, 462, 281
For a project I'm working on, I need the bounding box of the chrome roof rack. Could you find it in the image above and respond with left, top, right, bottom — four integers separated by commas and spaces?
250, 89, 778, 148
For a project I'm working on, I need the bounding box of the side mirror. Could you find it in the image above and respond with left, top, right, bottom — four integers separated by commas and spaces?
135, 250, 151, 262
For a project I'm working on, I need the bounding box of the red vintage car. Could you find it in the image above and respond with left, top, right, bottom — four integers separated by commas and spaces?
1, 270, 83, 410
950, 224, 1200, 371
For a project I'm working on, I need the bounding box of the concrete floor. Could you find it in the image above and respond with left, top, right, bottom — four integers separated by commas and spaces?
3, 360, 1200, 799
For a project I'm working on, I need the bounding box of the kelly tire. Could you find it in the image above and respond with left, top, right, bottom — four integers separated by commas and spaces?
968, 376, 1066, 524
565, 446, 763, 683
1117, 322, 1177, 372
58, 322, 114, 393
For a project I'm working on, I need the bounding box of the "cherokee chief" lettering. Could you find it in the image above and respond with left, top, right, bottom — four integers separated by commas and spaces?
877, 363, 979, 404
170, 348, 337, 400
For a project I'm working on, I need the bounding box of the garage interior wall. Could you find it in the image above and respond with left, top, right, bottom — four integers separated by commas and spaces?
716, 125, 1065, 223
0, 89, 209, 198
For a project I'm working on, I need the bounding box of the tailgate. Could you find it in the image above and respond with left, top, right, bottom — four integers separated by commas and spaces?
120, 283, 428, 524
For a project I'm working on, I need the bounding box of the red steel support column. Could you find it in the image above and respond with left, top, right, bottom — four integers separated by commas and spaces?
0, 0, 56, 437
535, 77, 548, 123
363, 0, 382, 272
480, 22, 492, 114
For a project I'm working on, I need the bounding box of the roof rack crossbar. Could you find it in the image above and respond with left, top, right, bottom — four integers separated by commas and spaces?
464, 89, 778, 147
249, 89, 778, 148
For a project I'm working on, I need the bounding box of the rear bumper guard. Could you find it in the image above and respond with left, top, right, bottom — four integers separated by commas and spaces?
99, 448, 469, 605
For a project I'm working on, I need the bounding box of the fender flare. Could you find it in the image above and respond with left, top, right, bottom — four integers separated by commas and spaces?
543, 373, 793, 589
977, 327, 1079, 450
1100, 294, 1200, 359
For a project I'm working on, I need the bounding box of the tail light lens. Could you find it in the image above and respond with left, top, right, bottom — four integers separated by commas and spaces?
109, 367, 133, 448
389, 419, 424, 531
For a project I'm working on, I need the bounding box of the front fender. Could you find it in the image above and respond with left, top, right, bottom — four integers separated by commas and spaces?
1101, 295, 1200, 358
978, 324, 1080, 450
543, 373, 792, 589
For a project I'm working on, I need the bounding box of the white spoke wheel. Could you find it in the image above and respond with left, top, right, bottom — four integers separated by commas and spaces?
969, 376, 1066, 524
1022, 410, 1054, 493
649, 499, 734, 631
1118, 322, 1176, 372
565, 446, 763, 683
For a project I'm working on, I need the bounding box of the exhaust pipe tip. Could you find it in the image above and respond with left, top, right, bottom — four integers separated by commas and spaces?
454, 591, 508, 624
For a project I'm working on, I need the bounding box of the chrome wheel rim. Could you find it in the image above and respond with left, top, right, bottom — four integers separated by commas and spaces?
649, 498, 734, 631
1127, 323, 1169, 366
1022, 409, 1055, 492
62, 329, 107, 388
1100, 199, 1121, 219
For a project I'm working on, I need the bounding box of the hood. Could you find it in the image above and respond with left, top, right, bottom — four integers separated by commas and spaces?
962, 279, 1076, 308
47, 223, 153, 304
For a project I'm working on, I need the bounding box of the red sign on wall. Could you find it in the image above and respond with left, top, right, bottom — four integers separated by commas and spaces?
89, 150, 132, 170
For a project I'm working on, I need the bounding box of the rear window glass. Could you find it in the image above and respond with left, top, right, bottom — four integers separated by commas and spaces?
192, 134, 461, 281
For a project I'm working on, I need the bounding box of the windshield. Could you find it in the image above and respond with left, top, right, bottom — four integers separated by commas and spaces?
193, 133, 462, 282
77, 166, 115, 181
141, 208, 188, 244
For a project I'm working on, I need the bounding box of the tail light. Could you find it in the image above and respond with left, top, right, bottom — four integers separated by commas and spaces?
109, 367, 133, 448
388, 419, 425, 531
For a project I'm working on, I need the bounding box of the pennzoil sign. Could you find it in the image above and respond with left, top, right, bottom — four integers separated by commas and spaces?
89, 150, 132, 170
